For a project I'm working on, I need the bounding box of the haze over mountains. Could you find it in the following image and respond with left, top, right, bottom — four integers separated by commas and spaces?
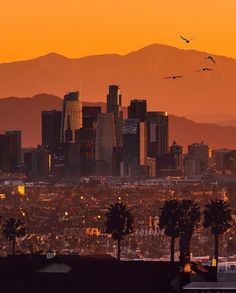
1, 44, 236, 117
1, 94, 236, 150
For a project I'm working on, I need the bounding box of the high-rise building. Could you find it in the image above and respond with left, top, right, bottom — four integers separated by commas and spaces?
61, 91, 82, 143
170, 141, 183, 175
106, 85, 123, 147
95, 113, 116, 175
121, 119, 147, 177
42, 110, 62, 154
156, 153, 177, 177
64, 143, 80, 178
5, 130, 21, 166
75, 128, 96, 176
212, 149, 231, 171
184, 155, 200, 178
146, 157, 156, 177
128, 99, 147, 122
0, 133, 18, 172
147, 111, 169, 158
24, 147, 51, 178
188, 142, 209, 174
82, 106, 101, 129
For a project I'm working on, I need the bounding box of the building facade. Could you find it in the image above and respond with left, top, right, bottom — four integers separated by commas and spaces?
128, 99, 147, 122
95, 113, 116, 175
147, 111, 169, 158
106, 85, 123, 147
121, 119, 147, 177
61, 91, 82, 143
42, 110, 62, 154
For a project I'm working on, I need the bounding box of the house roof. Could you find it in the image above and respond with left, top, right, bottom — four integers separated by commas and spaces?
183, 282, 236, 290
0, 254, 182, 292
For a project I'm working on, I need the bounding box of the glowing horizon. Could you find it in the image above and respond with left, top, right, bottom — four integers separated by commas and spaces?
1, 0, 236, 63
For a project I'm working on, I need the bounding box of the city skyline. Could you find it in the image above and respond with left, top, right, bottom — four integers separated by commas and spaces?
1, 2, 236, 292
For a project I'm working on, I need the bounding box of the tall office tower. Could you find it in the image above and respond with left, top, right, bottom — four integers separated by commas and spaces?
223, 150, 236, 175
5, 130, 21, 166
42, 110, 62, 154
0, 133, 18, 172
184, 155, 199, 178
75, 128, 96, 176
212, 149, 231, 172
61, 91, 82, 143
82, 106, 101, 129
170, 141, 183, 175
64, 143, 81, 177
147, 111, 169, 157
95, 113, 116, 175
106, 85, 123, 147
128, 99, 147, 122
156, 141, 183, 177
24, 147, 51, 178
121, 119, 147, 177
188, 142, 209, 174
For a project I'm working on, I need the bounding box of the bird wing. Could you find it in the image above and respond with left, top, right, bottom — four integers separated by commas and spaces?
210, 57, 216, 63
165, 75, 183, 79
180, 35, 188, 42
201, 68, 213, 71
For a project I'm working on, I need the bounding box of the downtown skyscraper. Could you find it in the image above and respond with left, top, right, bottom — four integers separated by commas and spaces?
106, 85, 123, 147
61, 91, 82, 143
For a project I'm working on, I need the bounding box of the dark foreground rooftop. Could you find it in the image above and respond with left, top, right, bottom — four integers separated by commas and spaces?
183, 281, 236, 290
0, 254, 181, 293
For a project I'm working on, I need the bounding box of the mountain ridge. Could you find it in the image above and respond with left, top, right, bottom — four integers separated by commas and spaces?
2, 43, 236, 65
1, 43, 236, 116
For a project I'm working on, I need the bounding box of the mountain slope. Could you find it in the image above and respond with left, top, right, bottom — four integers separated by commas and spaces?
1, 44, 236, 116
1, 94, 236, 150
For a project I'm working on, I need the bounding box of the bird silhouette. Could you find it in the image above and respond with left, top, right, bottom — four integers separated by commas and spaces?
205, 56, 216, 63
165, 75, 183, 79
196, 68, 213, 72
180, 35, 195, 44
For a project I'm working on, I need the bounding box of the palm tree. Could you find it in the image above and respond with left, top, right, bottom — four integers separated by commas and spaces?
159, 199, 180, 262
2, 218, 26, 255
203, 199, 232, 263
178, 199, 201, 265
105, 203, 134, 260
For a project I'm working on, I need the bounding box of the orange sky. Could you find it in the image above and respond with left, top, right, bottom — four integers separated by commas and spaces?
1, 0, 236, 62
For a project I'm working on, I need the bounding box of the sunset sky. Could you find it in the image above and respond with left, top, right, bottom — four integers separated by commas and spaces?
1, 0, 236, 63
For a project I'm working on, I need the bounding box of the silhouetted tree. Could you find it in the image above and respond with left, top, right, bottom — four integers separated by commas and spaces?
178, 199, 201, 265
2, 218, 26, 255
203, 199, 232, 262
159, 199, 180, 262
105, 203, 134, 260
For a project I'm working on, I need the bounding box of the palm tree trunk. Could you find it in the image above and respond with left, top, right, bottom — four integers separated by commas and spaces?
117, 239, 121, 260
215, 234, 219, 263
12, 239, 15, 255
179, 234, 191, 265
170, 236, 175, 262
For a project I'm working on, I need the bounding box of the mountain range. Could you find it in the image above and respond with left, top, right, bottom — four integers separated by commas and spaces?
1, 94, 236, 151
1, 44, 236, 117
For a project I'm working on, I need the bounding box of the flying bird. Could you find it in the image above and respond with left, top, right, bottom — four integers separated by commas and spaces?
165, 75, 183, 79
180, 35, 195, 44
196, 68, 213, 72
205, 56, 216, 63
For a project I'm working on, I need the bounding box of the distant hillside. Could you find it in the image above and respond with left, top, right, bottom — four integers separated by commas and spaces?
1, 94, 236, 150
1, 44, 236, 116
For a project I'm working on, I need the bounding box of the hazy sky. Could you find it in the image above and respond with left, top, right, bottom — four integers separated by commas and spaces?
1, 0, 236, 62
